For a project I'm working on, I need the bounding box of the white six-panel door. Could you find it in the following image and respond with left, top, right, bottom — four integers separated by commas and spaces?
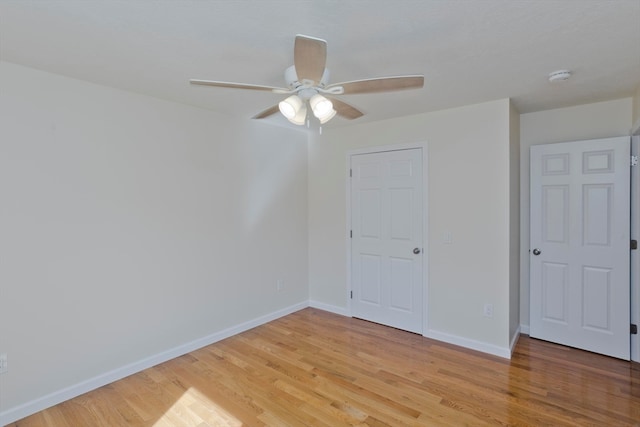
530, 137, 630, 360
350, 148, 423, 333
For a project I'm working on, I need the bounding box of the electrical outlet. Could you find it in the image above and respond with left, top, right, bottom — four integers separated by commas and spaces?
276, 279, 284, 291
483, 304, 493, 318
0, 353, 7, 374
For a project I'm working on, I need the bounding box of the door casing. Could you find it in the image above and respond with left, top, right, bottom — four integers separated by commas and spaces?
346, 142, 429, 334
529, 136, 631, 360
631, 133, 639, 362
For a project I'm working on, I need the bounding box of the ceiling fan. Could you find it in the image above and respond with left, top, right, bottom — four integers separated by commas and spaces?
190, 35, 424, 126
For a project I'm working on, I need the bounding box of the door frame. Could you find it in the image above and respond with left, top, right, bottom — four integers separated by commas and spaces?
632, 129, 640, 363
346, 142, 429, 334
528, 137, 631, 359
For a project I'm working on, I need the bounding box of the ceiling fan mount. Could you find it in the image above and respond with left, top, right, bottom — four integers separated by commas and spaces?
190, 35, 424, 126
282, 65, 344, 96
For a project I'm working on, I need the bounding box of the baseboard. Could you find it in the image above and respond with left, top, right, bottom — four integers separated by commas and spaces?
311, 302, 513, 359
0, 301, 308, 426
424, 329, 512, 359
308, 300, 350, 317
520, 324, 530, 335
509, 325, 521, 356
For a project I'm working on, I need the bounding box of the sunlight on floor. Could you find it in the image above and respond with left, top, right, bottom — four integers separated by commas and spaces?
152, 386, 243, 427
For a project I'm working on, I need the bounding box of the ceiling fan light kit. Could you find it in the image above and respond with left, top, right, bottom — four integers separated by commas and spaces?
190, 34, 424, 126
309, 94, 335, 120
278, 95, 302, 119
318, 107, 337, 124
278, 92, 336, 125
289, 103, 308, 126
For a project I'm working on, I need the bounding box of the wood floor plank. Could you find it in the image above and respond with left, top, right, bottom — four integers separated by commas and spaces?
8, 308, 640, 426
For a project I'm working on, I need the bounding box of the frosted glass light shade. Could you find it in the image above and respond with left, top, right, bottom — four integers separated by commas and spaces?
319, 108, 336, 124
310, 94, 333, 119
279, 95, 303, 119
288, 104, 307, 125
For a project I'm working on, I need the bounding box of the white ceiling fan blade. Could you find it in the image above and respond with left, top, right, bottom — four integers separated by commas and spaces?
252, 105, 280, 119
190, 79, 290, 93
330, 98, 364, 120
327, 75, 424, 94
294, 34, 327, 83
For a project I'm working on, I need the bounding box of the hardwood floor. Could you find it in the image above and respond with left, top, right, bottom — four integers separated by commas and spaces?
9, 308, 640, 426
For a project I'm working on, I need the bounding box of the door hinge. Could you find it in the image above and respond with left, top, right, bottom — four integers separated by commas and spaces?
350, 168, 353, 177
350, 230, 353, 238
632, 155, 638, 167
350, 291, 353, 299
632, 324, 638, 335
632, 240, 638, 250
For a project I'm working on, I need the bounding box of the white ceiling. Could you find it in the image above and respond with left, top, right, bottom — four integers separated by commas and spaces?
1, 0, 639, 129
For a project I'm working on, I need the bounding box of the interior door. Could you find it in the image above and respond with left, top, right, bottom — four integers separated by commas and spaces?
530, 137, 630, 360
350, 148, 423, 334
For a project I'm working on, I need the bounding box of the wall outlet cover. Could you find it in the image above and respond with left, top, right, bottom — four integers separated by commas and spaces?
483, 304, 493, 318
0, 353, 7, 374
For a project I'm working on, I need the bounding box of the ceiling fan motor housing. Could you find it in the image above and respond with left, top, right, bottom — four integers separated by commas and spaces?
285, 65, 331, 92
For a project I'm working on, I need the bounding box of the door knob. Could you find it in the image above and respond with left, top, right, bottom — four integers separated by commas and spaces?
413, 248, 421, 254
532, 248, 541, 256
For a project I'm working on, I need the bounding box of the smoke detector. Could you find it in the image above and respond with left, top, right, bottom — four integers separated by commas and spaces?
548, 70, 572, 83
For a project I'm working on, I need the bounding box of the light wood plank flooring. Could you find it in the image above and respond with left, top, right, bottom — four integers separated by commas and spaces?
9, 308, 640, 426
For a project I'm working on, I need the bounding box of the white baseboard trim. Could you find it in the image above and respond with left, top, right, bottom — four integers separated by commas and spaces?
308, 300, 350, 317
509, 325, 521, 356
424, 329, 512, 359
0, 302, 527, 424
0, 301, 308, 426
310, 303, 514, 360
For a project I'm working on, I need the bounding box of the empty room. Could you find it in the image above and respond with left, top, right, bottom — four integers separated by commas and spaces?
1, 1, 639, 425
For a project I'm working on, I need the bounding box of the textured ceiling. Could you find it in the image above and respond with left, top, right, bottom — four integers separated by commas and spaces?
1, 0, 639, 129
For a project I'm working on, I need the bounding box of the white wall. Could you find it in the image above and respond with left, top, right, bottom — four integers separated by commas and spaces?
633, 84, 640, 131
509, 101, 521, 343
519, 98, 633, 330
309, 99, 515, 354
0, 61, 309, 420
